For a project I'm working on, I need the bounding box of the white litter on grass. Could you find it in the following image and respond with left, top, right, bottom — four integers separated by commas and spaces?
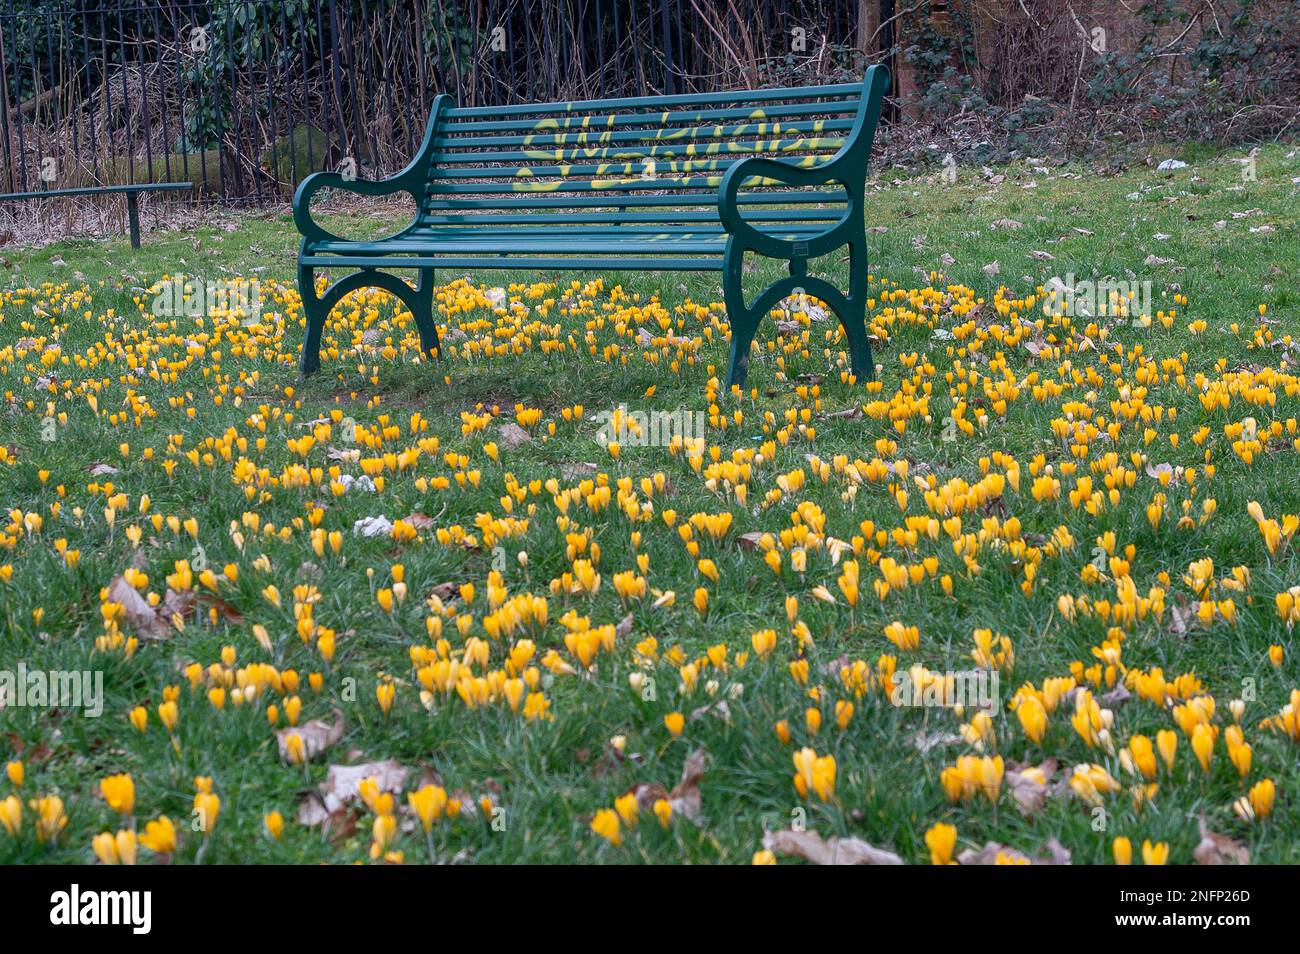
353, 515, 393, 537
337, 474, 376, 493
1157, 159, 1188, 170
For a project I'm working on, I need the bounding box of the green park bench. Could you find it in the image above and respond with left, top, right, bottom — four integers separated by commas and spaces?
293, 65, 889, 386
0, 182, 193, 248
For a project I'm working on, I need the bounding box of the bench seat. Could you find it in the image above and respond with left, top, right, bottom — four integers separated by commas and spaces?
302, 225, 837, 268
294, 67, 889, 384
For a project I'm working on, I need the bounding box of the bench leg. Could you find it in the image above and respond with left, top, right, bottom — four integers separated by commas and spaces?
837, 293, 873, 385
414, 268, 441, 360
720, 237, 875, 390
839, 237, 874, 385
299, 265, 438, 377
722, 242, 756, 389
299, 265, 325, 377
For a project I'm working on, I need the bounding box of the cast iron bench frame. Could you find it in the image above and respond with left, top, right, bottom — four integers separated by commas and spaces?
293, 66, 888, 386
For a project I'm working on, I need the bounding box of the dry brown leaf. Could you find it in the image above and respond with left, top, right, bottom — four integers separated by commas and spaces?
763, 828, 903, 865
1167, 600, 1191, 637
305, 759, 409, 819
1005, 758, 1057, 816
668, 747, 707, 822
913, 730, 962, 754
107, 575, 172, 641
689, 699, 731, 724
403, 511, 437, 530
630, 746, 708, 823
560, 461, 599, 481
498, 422, 532, 448
429, 581, 459, 603
1100, 683, 1131, 707
275, 708, 345, 763
959, 837, 1071, 865
823, 406, 864, 421
615, 613, 634, 639
1194, 815, 1249, 865
737, 531, 767, 551
298, 758, 409, 831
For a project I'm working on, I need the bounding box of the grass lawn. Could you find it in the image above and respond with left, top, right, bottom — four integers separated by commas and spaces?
1, 143, 1298, 865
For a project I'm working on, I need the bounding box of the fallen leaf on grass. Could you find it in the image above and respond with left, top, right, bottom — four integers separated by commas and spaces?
1100, 683, 1131, 707
561, 461, 599, 480
763, 828, 903, 865
429, 581, 460, 603
498, 422, 532, 448
959, 838, 1071, 865
1194, 816, 1249, 865
630, 746, 707, 823
403, 511, 437, 530
1167, 600, 1192, 637
1005, 759, 1057, 816
689, 699, 731, 724
822, 406, 864, 421
913, 730, 962, 754
276, 708, 345, 763
106, 575, 172, 641
298, 758, 409, 828
669, 747, 707, 822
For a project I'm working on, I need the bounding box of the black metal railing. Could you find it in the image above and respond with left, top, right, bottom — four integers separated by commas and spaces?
0, 0, 869, 206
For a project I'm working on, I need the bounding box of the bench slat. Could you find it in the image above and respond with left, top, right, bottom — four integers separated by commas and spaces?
406, 223, 832, 238
432, 117, 856, 151
302, 254, 728, 271
438, 99, 860, 136
311, 236, 756, 254
421, 176, 839, 197
429, 137, 846, 167
417, 189, 845, 211
414, 209, 841, 225
443, 81, 865, 118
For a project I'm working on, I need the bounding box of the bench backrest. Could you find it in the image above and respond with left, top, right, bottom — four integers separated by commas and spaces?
410, 70, 887, 237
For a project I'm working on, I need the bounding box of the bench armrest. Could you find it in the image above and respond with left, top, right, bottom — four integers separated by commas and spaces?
293, 171, 422, 245
718, 156, 860, 259
718, 64, 888, 260
293, 94, 452, 246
